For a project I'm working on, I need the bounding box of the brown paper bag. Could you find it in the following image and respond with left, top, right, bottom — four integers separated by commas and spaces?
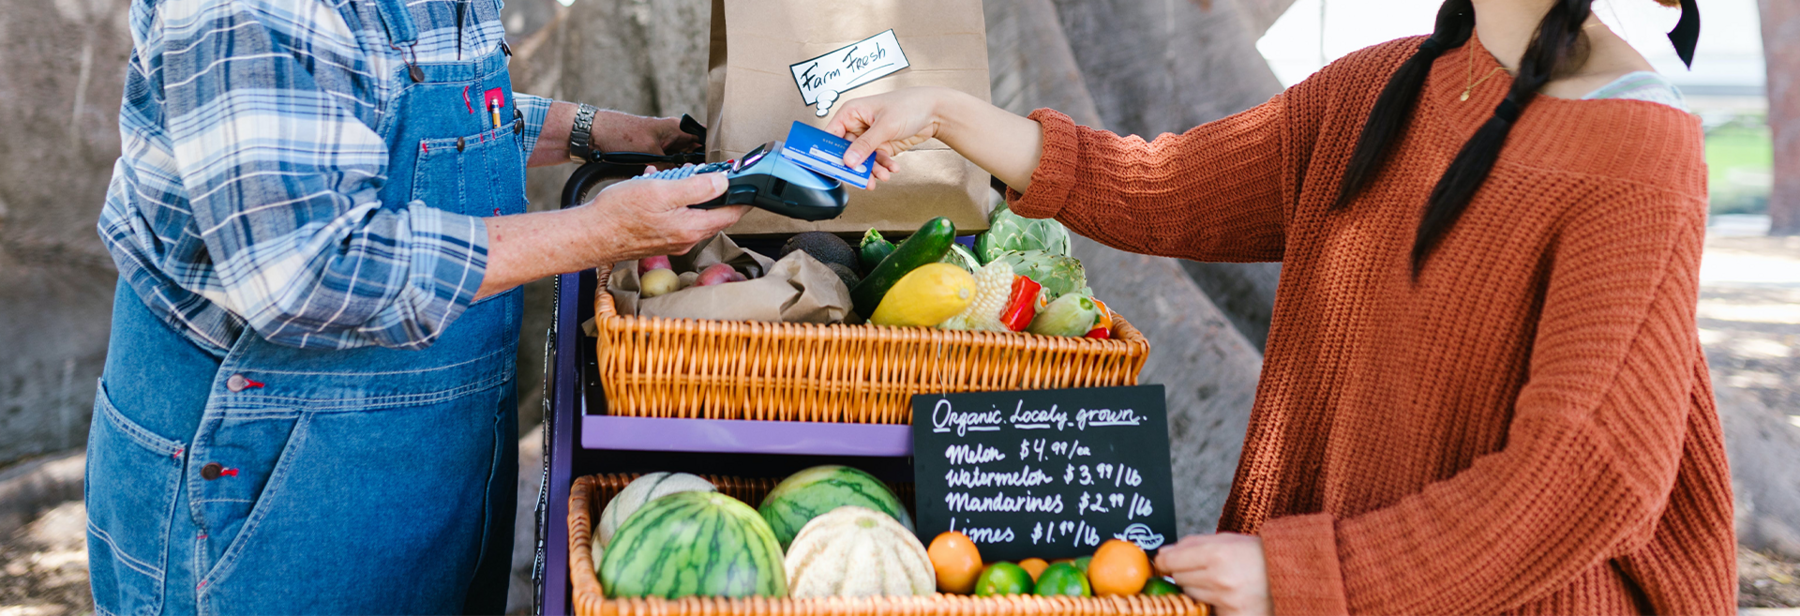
707, 0, 992, 237
608, 233, 853, 324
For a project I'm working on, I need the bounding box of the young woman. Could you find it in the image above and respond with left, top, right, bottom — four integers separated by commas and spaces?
832, 0, 1732, 613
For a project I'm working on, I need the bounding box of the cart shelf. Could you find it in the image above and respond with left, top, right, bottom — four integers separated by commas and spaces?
581, 414, 912, 457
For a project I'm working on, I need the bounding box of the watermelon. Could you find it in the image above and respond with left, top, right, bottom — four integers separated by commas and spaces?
598, 472, 716, 548
600, 491, 788, 599
759, 465, 914, 549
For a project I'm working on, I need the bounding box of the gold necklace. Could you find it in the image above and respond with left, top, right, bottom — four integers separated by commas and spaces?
1461, 45, 1508, 102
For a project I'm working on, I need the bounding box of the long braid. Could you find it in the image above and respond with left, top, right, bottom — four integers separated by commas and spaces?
1411, 0, 1594, 274
1332, 0, 1474, 211
1333, 0, 1597, 276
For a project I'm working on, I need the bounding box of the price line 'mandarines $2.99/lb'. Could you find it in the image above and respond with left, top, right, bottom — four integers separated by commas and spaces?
910, 386, 1179, 563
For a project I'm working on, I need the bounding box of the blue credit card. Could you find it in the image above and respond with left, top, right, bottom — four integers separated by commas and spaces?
780, 121, 872, 189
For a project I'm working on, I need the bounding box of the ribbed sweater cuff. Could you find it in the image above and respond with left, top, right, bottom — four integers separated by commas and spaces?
1005, 108, 1081, 220
1261, 514, 1350, 616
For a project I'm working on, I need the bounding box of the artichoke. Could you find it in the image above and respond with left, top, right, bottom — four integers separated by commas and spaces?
974, 203, 1071, 263
939, 243, 982, 273
992, 250, 1086, 300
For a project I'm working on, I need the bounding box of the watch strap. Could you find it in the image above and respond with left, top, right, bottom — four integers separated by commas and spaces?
568, 103, 598, 163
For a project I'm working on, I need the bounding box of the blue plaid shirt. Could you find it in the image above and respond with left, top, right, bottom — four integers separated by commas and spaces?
100, 0, 554, 353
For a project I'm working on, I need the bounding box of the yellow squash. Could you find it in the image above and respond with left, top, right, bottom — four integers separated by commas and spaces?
869, 263, 975, 327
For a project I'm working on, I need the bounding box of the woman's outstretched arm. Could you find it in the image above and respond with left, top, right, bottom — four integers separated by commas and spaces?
830, 86, 1046, 192
828, 84, 1305, 263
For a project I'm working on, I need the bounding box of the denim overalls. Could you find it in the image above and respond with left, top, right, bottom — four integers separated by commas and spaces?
86, 1, 526, 613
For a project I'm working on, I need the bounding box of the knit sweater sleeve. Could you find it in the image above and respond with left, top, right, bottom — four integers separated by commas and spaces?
1257, 188, 1710, 615
1005, 93, 1301, 262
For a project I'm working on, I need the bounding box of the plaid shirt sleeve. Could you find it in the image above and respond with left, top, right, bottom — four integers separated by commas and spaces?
515, 92, 554, 156
152, 0, 487, 350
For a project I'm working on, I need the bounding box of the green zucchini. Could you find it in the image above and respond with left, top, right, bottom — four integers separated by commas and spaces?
851, 217, 956, 317
859, 228, 896, 276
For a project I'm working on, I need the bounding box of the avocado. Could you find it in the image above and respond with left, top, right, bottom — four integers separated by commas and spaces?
780, 232, 860, 272
825, 262, 861, 290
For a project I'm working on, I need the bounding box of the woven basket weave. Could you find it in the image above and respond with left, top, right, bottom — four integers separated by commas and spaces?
592, 265, 1152, 423
568, 474, 1206, 616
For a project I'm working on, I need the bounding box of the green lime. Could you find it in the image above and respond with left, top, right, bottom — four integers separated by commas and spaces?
1142, 576, 1182, 596
1050, 555, 1093, 572
974, 562, 1035, 596
1033, 562, 1092, 597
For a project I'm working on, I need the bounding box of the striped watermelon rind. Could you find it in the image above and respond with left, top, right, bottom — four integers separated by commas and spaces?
600, 491, 788, 599
598, 472, 716, 548
758, 465, 914, 549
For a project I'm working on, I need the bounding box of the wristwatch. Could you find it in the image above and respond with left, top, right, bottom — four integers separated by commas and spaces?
568, 103, 598, 163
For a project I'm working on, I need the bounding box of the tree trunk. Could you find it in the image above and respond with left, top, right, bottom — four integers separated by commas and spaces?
0, 0, 133, 467
987, 0, 1271, 534
1044, 0, 1291, 350
1763, 0, 1800, 235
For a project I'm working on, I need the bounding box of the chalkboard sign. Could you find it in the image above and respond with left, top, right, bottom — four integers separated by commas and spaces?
910, 386, 1178, 562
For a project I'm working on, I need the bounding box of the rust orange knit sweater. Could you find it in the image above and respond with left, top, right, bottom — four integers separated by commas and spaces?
1009, 37, 1735, 615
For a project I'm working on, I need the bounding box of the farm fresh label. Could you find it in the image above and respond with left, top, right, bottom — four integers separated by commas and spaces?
910, 386, 1179, 562
788, 29, 910, 117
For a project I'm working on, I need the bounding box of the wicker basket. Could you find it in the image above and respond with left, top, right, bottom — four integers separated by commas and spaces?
569, 474, 1207, 616
592, 265, 1152, 423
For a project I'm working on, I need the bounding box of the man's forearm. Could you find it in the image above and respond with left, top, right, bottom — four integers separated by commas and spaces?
472, 174, 735, 300
529, 101, 577, 167
529, 101, 681, 168
474, 207, 605, 299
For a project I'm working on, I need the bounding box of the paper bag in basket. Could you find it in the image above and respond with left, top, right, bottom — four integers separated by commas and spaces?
608, 233, 853, 324
707, 0, 992, 236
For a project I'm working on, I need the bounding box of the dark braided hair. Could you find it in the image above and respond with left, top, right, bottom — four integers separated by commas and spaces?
1333, 0, 1596, 276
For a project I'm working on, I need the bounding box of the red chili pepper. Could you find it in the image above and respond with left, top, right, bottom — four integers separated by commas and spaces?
1084, 326, 1111, 339
999, 276, 1041, 332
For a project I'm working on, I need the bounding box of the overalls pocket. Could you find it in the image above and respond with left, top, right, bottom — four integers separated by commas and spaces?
85, 380, 184, 616
410, 122, 529, 307
410, 123, 528, 220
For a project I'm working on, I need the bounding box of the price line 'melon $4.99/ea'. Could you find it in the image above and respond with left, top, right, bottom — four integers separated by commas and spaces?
911, 386, 1178, 562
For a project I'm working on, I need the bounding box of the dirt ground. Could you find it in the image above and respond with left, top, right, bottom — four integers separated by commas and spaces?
0, 502, 90, 616
4, 232, 1799, 614
1704, 231, 1800, 611
1743, 545, 1800, 609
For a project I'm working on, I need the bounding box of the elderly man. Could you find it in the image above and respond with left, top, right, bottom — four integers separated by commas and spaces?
89, 1, 744, 613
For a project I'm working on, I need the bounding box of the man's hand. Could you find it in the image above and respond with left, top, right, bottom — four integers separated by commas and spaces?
595, 114, 700, 155
473, 173, 746, 299
577, 172, 743, 262
1153, 533, 1272, 616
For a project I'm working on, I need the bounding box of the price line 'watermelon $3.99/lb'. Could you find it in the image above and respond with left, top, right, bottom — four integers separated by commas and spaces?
599, 491, 788, 599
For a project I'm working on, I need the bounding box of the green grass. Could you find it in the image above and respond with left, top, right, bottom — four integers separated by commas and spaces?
1705, 117, 1773, 215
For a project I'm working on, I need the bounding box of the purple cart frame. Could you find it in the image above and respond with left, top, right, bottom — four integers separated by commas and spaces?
534, 269, 916, 614
535, 161, 916, 615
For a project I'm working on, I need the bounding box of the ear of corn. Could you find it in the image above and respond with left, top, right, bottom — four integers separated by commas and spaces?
938, 261, 1016, 331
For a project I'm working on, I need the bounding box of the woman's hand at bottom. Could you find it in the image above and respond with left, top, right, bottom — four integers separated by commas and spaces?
1153, 533, 1272, 616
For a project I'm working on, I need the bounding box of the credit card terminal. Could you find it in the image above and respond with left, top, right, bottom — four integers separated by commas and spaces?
640, 142, 848, 221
